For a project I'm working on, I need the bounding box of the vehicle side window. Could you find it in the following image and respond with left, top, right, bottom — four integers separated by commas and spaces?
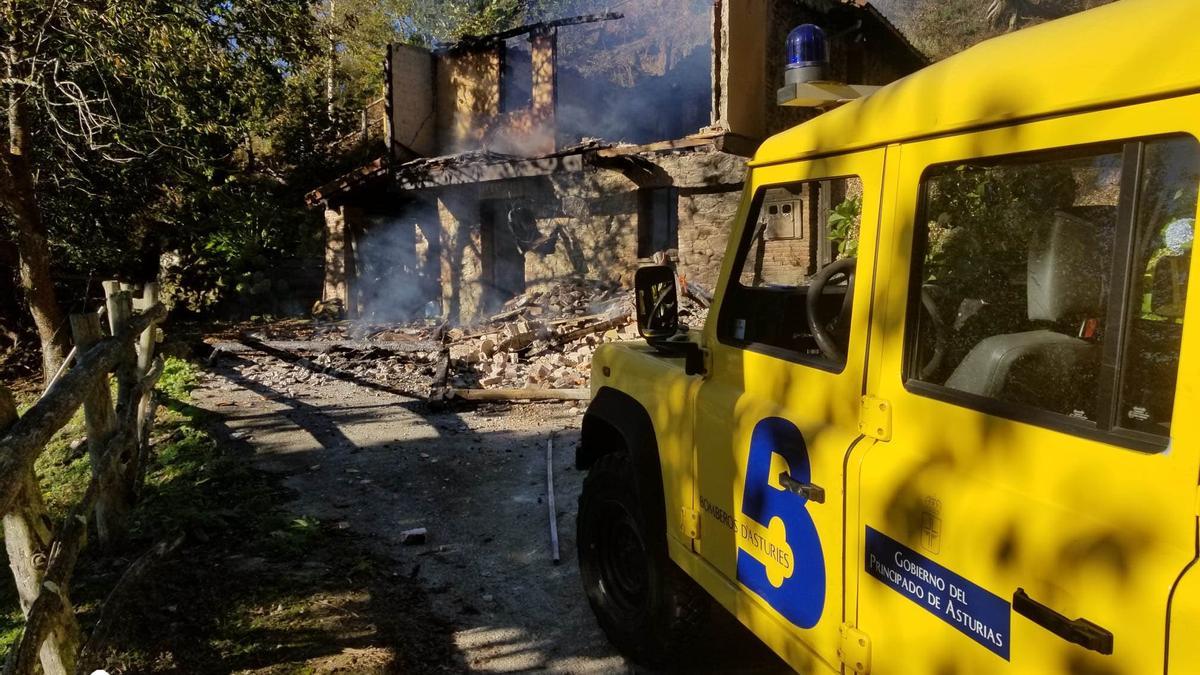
1119, 139, 1197, 435
907, 137, 1198, 446
720, 176, 863, 368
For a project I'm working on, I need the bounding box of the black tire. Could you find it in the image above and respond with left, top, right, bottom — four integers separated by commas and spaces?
577, 452, 709, 667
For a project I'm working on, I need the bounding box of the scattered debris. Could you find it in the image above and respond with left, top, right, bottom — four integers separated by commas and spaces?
447, 388, 590, 402
210, 278, 708, 403
440, 280, 635, 394
400, 528, 428, 546
681, 277, 713, 308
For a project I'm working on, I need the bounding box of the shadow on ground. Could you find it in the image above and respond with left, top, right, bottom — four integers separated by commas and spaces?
187, 353, 792, 674
68, 393, 464, 674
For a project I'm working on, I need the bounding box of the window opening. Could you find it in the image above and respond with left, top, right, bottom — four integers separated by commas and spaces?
906, 136, 1198, 446
637, 187, 679, 258
501, 37, 533, 113
1115, 138, 1197, 435
719, 175, 863, 368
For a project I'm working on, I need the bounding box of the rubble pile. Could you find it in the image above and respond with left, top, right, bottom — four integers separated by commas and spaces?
442, 280, 638, 392
215, 278, 711, 401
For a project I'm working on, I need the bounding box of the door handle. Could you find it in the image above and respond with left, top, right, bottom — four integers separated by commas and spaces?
1013, 588, 1113, 655
778, 472, 825, 504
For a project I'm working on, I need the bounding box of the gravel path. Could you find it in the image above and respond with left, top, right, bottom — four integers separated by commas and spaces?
191, 349, 789, 674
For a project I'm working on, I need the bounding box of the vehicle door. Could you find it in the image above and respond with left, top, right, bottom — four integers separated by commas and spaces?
692, 149, 885, 671
856, 102, 1200, 674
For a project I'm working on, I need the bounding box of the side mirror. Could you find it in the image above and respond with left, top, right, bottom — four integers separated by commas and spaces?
635, 265, 680, 341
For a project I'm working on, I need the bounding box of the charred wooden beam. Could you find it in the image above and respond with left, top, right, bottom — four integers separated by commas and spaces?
592, 136, 718, 158
305, 156, 388, 206
396, 153, 586, 189
210, 339, 439, 357
448, 388, 590, 402
445, 12, 623, 51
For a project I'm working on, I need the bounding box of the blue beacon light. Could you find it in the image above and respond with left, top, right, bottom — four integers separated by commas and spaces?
786, 24, 829, 80
778, 22, 878, 107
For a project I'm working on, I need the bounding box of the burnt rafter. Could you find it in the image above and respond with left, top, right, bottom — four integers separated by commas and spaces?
395, 152, 586, 190
305, 157, 389, 207
441, 12, 625, 53
588, 154, 672, 189
383, 136, 726, 191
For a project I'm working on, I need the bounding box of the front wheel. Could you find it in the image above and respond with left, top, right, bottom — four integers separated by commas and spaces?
577, 452, 708, 666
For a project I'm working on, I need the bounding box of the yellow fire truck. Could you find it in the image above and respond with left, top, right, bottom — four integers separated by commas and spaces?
575, 1, 1200, 672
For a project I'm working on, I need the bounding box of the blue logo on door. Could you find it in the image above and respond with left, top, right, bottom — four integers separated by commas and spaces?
736, 417, 825, 628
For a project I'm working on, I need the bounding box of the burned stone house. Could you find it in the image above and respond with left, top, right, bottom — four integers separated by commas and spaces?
308, 0, 925, 324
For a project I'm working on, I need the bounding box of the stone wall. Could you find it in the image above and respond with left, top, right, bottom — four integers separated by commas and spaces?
322, 205, 362, 311
713, 0, 769, 140
431, 29, 559, 158
389, 44, 436, 157
330, 149, 884, 324
665, 151, 746, 289
412, 147, 747, 324
436, 49, 500, 154
741, 231, 814, 288
435, 186, 487, 324
529, 178, 639, 290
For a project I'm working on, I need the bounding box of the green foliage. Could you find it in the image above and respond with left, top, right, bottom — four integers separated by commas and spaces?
408, 0, 567, 42
321, 0, 418, 107
267, 515, 324, 557
33, 409, 91, 519
828, 195, 862, 258
2, 0, 323, 316
1, 0, 584, 325
158, 357, 201, 402
922, 161, 1079, 315
878, 0, 1118, 61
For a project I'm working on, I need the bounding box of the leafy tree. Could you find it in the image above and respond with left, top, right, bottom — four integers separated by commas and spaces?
1, 0, 314, 383
0, 0, 581, 382
406, 0, 578, 43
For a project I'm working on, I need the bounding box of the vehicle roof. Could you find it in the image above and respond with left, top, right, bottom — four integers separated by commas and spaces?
752, 0, 1200, 166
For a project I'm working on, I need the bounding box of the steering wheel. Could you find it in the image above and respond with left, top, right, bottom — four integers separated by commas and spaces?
805, 262, 948, 378
917, 285, 948, 380
806, 257, 857, 363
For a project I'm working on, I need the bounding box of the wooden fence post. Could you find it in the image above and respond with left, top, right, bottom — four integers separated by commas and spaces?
109, 286, 142, 490
135, 283, 159, 377
0, 388, 80, 674
103, 283, 138, 414
0, 301, 165, 674
102, 282, 127, 337
69, 313, 130, 546
132, 283, 161, 498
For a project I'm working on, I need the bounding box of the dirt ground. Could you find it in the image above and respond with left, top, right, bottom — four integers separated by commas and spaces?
192, 349, 792, 673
